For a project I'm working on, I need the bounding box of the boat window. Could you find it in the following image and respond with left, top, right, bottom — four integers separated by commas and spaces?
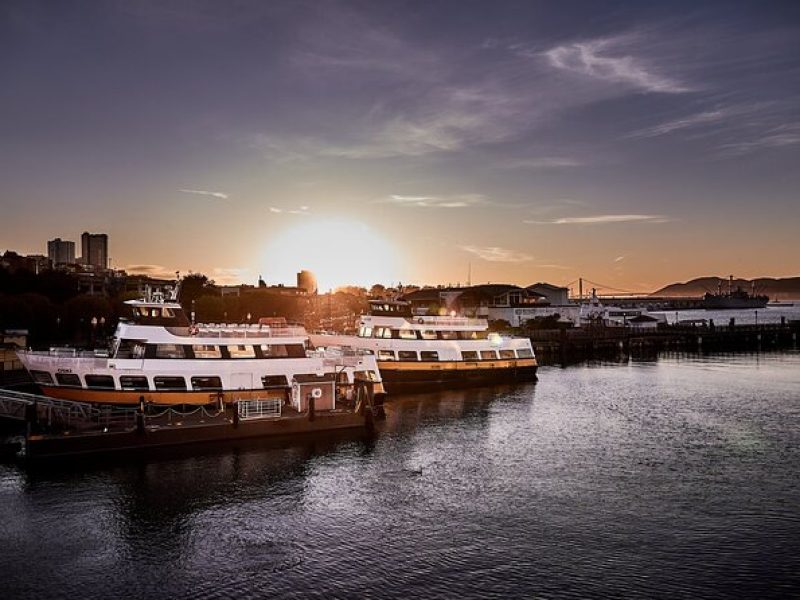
499, 350, 516, 359
262, 375, 289, 388
115, 339, 146, 359
192, 344, 222, 359
30, 370, 54, 385
398, 350, 418, 361
155, 344, 186, 359
440, 331, 458, 340
398, 329, 418, 340
228, 345, 256, 359
161, 307, 175, 318
480, 350, 497, 360
359, 326, 373, 338
286, 344, 305, 358
516, 348, 533, 358
420, 351, 439, 361
459, 331, 478, 340
120, 376, 149, 391
154, 376, 187, 390
377, 350, 396, 361
55, 373, 81, 387
260, 344, 288, 358
191, 376, 222, 391
420, 330, 437, 340
461, 351, 478, 360
373, 327, 392, 339
85, 375, 115, 389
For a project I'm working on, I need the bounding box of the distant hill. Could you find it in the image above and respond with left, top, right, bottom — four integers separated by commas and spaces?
653, 277, 800, 300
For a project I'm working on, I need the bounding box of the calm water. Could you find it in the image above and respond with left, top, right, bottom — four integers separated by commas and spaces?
654, 304, 800, 325
2, 352, 799, 599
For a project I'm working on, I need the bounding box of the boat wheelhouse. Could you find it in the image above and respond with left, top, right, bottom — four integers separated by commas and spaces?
310, 300, 537, 393
18, 287, 384, 406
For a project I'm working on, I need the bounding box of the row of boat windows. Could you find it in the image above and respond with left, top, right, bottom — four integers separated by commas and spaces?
115, 341, 306, 360
376, 348, 534, 361
359, 327, 488, 340
31, 371, 292, 391
31, 370, 380, 390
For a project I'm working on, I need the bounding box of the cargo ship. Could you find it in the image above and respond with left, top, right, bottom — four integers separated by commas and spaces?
702, 276, 768, 310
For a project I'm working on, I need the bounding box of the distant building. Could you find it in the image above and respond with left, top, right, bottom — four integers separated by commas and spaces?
297, 270, 318, 295
47, 238, 76, 265
526, 282, 570, 306
81, 232, 108, 269
0, 251, 51, 274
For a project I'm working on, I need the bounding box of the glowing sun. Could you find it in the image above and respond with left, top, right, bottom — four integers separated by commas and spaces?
262, 219, 402, 291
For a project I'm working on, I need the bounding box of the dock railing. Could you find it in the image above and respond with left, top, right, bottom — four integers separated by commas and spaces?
237, 398, 282, 420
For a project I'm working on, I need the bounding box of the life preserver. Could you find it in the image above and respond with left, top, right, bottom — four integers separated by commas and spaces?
417, 318, 424, 325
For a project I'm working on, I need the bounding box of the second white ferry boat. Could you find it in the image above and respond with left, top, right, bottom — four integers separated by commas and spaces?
310, 300, 537, 393
18, 286, 384, 406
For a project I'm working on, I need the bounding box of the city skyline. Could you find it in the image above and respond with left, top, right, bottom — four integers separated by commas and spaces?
2, 1, 799, 292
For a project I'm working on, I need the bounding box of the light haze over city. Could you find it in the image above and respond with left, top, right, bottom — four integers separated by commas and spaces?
1, 1, 798, 291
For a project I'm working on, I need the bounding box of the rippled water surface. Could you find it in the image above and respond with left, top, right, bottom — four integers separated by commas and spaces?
2, 352, 799, 599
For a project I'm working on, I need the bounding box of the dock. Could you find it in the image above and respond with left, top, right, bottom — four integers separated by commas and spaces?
531, 321, 800, 365
0, 383, 381, 460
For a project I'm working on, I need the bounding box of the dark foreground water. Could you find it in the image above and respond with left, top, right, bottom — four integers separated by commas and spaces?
2, 352, 799, 599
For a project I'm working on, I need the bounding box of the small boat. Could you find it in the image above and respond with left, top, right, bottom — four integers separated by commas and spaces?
310, 300, 537, 393
18, 284, 384, 406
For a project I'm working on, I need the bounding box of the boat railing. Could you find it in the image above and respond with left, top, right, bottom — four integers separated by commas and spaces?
193, 325, 308, 339
409, 317, 487, 327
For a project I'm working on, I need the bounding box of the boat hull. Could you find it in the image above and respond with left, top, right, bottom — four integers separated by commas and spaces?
37, 386, 288, 406
376, 358, 538, 393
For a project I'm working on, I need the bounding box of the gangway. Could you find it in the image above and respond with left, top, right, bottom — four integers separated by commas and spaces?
0, 389, 137, 431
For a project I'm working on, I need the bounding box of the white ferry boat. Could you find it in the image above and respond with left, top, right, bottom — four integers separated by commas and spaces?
18, 287, 384, 406
310, 300, 537, 393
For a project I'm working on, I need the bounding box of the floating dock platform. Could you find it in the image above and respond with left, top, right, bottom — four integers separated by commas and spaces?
0, 385, 380, 461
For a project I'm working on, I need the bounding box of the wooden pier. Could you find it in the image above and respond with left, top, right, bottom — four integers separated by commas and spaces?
531, 321, 800, 365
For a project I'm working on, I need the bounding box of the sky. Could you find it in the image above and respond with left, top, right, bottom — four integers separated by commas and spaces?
1, 0, 799, 293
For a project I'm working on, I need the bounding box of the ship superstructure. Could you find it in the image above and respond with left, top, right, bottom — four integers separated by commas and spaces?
18, 286, 383, 406
310, 300, 537, 392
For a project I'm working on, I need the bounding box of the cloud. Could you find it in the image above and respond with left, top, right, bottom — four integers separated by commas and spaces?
460, 245, 533, 262
124, 264, 178, 279
269, 205, 311, 215
543, 35, 691, 93
178, 188, 229, 200
526, 214, 669, 225
383, 193, 486, 209
614, 255, 626, 262
627, 110, 728, 139
717, 122, 800, 156
212, 267, 250, 285
500, 156, 583, 169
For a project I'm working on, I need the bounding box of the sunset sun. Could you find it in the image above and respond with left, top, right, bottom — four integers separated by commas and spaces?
262, 218, 402, 291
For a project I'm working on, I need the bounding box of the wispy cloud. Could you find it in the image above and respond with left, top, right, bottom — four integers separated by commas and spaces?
178, 188, 229, 200
212, 267, 250, 285
543, 35, 691, 94
499, 156, 584, 169
124, 264, 178, 279
717, 122, 800, 156
614, 255, 626, 263
627, 110, 729, 139
383, 193, 486, 209
269, 205, 311, 215
460, 245, 533, 262
526, 214, 669, 225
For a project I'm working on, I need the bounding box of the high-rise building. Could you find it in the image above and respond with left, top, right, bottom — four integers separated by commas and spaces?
297, 269, 318, 295
47, 238, 76, 265
81, 232, 109, 269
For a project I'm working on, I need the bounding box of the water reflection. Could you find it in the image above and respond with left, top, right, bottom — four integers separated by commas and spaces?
2, 353, 799, 599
